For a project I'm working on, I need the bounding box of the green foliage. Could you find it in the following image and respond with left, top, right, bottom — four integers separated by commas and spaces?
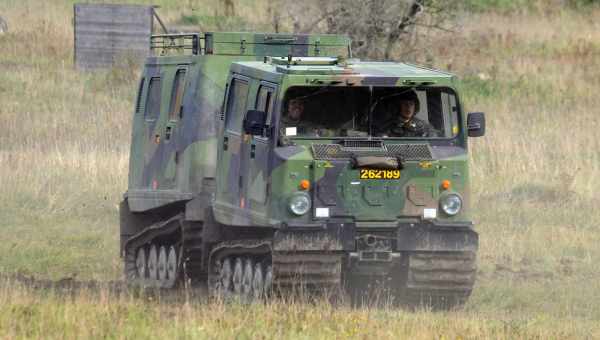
463, 0, 599, 12
1, 1, 600, 338
567, 0, 600, 7
459, 74, 555, 108
462, 0, 531, 12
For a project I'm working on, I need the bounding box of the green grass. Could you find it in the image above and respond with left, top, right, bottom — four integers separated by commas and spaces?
1, 287, 598, 339
0, 214, 119, 281
1, 0, 600, 338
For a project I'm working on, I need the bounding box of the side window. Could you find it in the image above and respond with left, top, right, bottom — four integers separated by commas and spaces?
135, 77, 145, 113
169, 69, 186, 120
426, 89, 459, 138
225, 78, 249, 133
415, 90, 429, 122
145, 77, 161, 120
256, 85, 274, 115
441, 92, 460, 137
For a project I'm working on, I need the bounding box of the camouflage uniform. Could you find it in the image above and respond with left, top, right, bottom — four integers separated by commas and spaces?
380, 117, 439, 137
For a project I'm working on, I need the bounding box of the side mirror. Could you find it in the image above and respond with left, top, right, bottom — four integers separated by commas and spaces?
467, 112, 486, 137
243, 109, 267, 136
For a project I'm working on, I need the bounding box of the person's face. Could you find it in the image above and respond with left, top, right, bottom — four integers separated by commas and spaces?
288, 100, 303, 120
399, 99, 416, 121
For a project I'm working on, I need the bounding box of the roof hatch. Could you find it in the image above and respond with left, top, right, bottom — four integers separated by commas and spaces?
267, 56, 357, 75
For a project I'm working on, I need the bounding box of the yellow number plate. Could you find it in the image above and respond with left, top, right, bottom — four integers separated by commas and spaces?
359, 169, 401, 180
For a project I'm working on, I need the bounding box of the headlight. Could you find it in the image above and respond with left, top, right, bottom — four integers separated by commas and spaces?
289, 193, 311, 216
440, 194, 462, 216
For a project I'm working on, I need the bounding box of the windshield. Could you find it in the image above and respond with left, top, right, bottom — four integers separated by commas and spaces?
278, 86, 460, 141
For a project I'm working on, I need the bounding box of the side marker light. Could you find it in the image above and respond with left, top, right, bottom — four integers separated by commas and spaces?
299, 179, 310, 191
441, 180, 451, 190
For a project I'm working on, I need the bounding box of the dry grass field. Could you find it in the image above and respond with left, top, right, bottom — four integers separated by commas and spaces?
1, 0, 599, 338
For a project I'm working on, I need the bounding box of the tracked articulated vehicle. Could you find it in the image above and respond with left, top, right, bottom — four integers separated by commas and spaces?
120, 32, 486, 307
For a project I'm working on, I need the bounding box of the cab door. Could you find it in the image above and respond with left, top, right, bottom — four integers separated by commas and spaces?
217, 75, 251, 209
141, 71, 162, 190
241, 82, 277, 218
160, 66, 188, 190
140, 65, 190, 192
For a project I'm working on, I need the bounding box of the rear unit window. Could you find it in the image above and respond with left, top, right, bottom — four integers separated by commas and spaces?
169, 69, 186, 120
145, 77, 162, 120
135, 77, 145, 113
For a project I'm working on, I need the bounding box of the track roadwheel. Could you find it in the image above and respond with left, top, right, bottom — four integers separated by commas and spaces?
264, 265, 273, 296
252, 263, 264, 299
135, 247, 147, 279
157, 246, 168, 285
232, 257, 244, 295
147, 245, 158, 283
219, 258, 233, 296
165, 246, 178, 287
242, 259, 254, 300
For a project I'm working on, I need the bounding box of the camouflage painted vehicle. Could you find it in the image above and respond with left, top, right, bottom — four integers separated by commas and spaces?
120, 31, 486, 307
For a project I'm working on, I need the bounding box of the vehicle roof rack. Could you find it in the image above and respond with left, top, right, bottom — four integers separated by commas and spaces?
150, 32, 352, 58
150, 33, 204, 56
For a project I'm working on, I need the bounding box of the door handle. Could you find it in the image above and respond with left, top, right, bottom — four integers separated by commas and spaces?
250, 144, 256, 159
223, 136, 229, 151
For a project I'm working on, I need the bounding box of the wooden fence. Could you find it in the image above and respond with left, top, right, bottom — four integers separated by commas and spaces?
74, 4, 154, 69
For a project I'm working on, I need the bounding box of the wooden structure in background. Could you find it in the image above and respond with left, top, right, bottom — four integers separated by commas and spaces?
74, 4, 154, 70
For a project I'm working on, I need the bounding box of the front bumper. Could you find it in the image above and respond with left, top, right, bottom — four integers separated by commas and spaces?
273, 222, 356, 251
396, 221, 478, 252
274, 220, 478, 253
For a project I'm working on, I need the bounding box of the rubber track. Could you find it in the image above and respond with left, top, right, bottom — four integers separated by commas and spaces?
207, 239, 271, 294
404, 252, 476, 308
207, 240, 343, 294
181, 224, 205, 284
123, 214, 184, 289
272, 252, 342, 288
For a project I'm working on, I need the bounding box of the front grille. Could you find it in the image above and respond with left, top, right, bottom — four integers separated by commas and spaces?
312, 144, 353, 159
386, 144, 433, 160
342, 140, 384, 150
311, 143, 433, 160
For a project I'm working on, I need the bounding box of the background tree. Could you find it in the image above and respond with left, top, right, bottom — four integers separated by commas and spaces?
277, 0, 460, 62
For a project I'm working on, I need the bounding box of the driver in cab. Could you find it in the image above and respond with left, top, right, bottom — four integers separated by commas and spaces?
377, 90, 439, 138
